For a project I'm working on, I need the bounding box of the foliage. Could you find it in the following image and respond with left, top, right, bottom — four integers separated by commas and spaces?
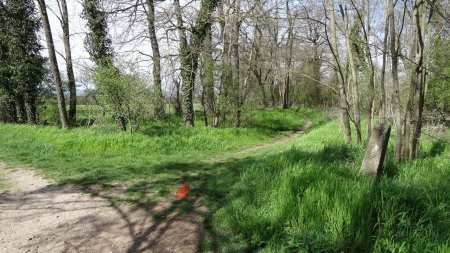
81, 0, 114, 67
93, 65, 150, 132
0, 0, 45, 123
427, 36, 450, 113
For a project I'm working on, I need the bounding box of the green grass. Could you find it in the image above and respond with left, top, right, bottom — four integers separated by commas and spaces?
0, 108, 448, 252
209, 121, 450, 252
0, 108, 317, 203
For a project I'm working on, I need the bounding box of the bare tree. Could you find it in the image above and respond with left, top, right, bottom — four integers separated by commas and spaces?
56, 0, 77, 124
326, 0, 352, 144
389, 0, 403, 162
145, 0, 165, 119
37, 0, 69, 128
342, 1, 362, 144
379, 0, 390, 123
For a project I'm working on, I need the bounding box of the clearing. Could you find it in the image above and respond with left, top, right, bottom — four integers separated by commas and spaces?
0, 110, 315, 253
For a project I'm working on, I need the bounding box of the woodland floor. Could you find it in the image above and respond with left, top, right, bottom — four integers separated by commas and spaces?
0, 120, 313, 253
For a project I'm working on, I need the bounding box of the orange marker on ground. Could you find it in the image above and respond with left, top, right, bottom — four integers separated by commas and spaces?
176, 184, 190, 201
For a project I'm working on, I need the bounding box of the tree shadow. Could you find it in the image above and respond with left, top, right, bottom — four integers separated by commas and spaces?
424, 141, 448, 158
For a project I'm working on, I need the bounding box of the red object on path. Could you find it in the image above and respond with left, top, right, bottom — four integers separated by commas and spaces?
176, 184, 190, 200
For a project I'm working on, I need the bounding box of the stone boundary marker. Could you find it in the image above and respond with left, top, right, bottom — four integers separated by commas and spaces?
360, 124, 391, 178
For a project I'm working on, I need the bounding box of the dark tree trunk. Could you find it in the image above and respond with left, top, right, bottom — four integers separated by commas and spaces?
25, 92, 37, 124
231, 0, 241, 127
17, 95, 27, 124
37, 0, 69, 128
4, 94, 17, 123
213, 0, 229, 127
411, 0, 426, 159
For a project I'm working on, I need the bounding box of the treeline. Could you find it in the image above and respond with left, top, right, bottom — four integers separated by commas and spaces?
0, 0, 448, 160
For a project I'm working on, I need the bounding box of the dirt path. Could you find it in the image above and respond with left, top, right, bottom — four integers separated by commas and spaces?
235, 120, 313, 155
0, 167, 206, 253
0, 120, 313, 253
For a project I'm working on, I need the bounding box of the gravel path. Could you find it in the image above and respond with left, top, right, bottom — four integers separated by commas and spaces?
0, 165, 205, 253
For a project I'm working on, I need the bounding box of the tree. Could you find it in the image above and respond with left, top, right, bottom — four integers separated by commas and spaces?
145, 0, 165, 119
57, 0, 77, 124
82, 0, 127, 131
0, 0, 46, 124
326, 0, 352, 144
342, 1, 362, 144
200, 25, 216, 126
37, 0, 69, 128
389, 0, 403, 162
0, 0, 17, 123
179, 0, 218, 127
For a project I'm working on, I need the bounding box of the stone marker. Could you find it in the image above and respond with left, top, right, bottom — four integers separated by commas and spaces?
360, 124, 391, 178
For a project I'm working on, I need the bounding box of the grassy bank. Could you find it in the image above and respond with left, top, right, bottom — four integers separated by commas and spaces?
1, 108, 447, 252
209, 121, 450, 252
0, 108, 318, 201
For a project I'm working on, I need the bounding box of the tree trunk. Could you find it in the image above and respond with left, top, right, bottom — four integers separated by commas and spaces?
175, 0, 217, 127
17, 95, 27, 124
201, 25, 215, 125
173, 0, 185, 118
24, 93, 37, 125
214, 0, 229, 127
343, 4, 362, 144
402, 35, 418, 159
173, 79, 182, 117
231, 0, 241, 127
146, 0, 165, 119
411, 0, 426, 159
59, 0, 77, 124
328, 0, 351, 144
389, 0, 402, 162
4, 95, 17, 123
37, 0, 69, 128
380, 2, 389, 124
281, 1, 293, 109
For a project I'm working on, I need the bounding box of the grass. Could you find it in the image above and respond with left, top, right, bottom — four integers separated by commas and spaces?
0, 108, 318, 203
0, 108, 448, 252
208, 121, 450, 252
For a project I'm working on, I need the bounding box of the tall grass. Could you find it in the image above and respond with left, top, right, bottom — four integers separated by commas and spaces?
1, 108, 447, 252
211, 121, 450, 252
0, 108, 314, 196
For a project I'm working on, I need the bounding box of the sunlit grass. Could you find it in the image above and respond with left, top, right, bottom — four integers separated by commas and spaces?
1, 109, 447, 252
210, 121, 450, 252
0, 108, 317, 200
